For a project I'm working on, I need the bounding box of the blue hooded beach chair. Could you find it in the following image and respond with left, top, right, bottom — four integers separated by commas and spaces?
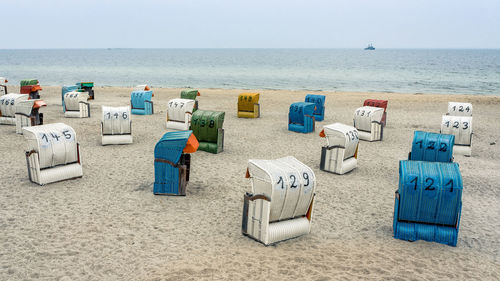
409, 131, 455, 163
131, 90, 154, 115
305, 94, 325, 121
288, 102, 316, 133
154, 130, 199, 196
393, 160, 463, 246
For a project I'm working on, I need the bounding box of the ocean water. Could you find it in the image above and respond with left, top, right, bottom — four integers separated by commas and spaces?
0, 49, 499, 95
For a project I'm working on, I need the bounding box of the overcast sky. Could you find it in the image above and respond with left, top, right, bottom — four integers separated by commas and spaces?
2, 0, 499, 49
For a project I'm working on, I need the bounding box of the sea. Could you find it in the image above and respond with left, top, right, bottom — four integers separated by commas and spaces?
0, 49, 499, 95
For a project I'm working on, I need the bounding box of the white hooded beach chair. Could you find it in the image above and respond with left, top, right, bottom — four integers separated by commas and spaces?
101, 106, 133, 145
0, 77, 7, 96
242, 156, 316, 245
23, 123, 83, 185
166, 98, 195, 131
0, 93, 28, 125
353, 106, 384, 141
319, 123, 359, 174
134, 84, 151, 91
447, 102, 472, 117
64, 91, 90, 118
15, 99, 46, 134
441, 102, 473, 156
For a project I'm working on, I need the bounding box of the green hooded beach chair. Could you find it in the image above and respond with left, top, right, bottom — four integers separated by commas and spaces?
190, 110, 225, 154
180, 90, 200, 112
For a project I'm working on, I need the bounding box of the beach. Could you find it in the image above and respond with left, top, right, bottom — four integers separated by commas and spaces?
0, 86, 499, 280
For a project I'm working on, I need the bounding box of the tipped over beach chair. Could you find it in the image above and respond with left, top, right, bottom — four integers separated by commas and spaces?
441, 102, 473, 156
20, 79, 42, 99
305, 94, 325, 121
64, 91, 90, 118
353, 106, 384, 141
0, 77, 7, 96
180, 90, 200, 112
101, 106, 133, 145
237, 93, 260, 118
393, 160, 463, 246
15, 99, 46, 134
409, 131, 454, 163
154, 130, 199, 196
166, 98, 195, 130
131, 90, 154, 115
191, 110, 225, 154
0, 93, 29, 125
363, 99, 388, 126
288, 102, 316, 133
242, 156, 316, 245
23, 123, 83, 185
319, 123, 359, 174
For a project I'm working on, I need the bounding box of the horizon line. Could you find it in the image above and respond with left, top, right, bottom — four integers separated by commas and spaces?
1, 47, 500, 51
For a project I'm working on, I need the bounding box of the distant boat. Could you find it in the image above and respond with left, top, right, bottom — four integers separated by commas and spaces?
364, 44, 375, 50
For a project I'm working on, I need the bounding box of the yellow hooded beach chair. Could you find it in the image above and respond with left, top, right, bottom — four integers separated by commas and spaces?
237, 93, 260, 118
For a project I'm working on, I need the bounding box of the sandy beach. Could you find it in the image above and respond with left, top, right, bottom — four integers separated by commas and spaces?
0, 86, 499, 280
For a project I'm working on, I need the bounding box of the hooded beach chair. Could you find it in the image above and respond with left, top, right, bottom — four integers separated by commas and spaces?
154, 130, 199, 196
0, 93, 29, 125
77, 82, 95, 100
446, 102, 472, 117
393, 160, 463, 246
64, 91, 90, 118
180, 90, 200, 112
23, 123, 83, 185
242, 156, 316, 245
363, 99, 388, 126
0, 77, 7, 96
166, 98, 195, 131
15, 99, 46, 134
237, 93, 260, 118
319, 123, 359, 175
101, 106, 133, 145
20, 79, 42, 99
191, 110, 225, 154
441, 102, 473, 156
353, 106, 384, 141
288, 102, 316, 133
305, 94, 325, 121
134, 84, 151, 91
408, 131, 454, 163
61, 85, 79, 113
131, 90, 154, 115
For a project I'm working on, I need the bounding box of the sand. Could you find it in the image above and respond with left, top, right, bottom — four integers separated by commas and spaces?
0, 86, 499, 280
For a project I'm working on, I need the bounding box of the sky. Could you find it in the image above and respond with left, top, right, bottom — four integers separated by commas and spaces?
2, 0, 499, 49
